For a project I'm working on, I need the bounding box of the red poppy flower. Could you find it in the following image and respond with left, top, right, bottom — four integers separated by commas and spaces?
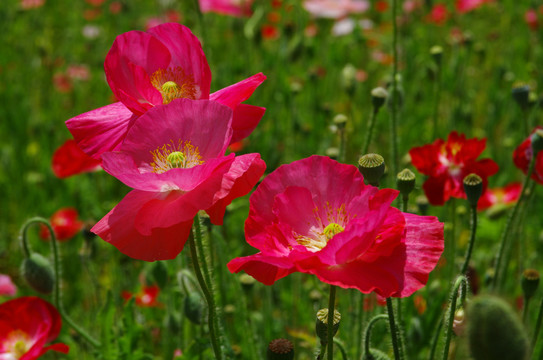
409, 131, 499, 206
477, 182, 522, 211
39, 208, 84, 242
513, 126, 543, 184
122, 285, 160, 307
455, 0, 492, 14
66, 23, 266, 160
525, 9, 538, 30
427, 3, 449, 25
52, 139, 102, 178
0, 297, 69, 359
199, 0, 253, 17
228, 156, 444, 298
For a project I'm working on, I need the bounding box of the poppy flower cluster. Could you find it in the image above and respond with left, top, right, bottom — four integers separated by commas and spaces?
0, 297, 69, 359
409, 131, 499, 206
228, 156, 444, 298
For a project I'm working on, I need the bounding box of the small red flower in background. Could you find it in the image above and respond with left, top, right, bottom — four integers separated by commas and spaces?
52, 73, 72, 93
409, 131, 499, 206
39, 208, 84, 242
375, 0, 389, 13
0, 297, 69, 359
261, 24, 280, 40
122, 284, 160, 307
0, 274, 17, 296
199, 0, 253, 17
52, 139, 102, 178
513, 126, 543, 184
413, 295, 427, 315
427, 3, 449, 25
455, 0, 492, 14
228, 156, 444, 298
477, 182, 522, 211
525, 9, 539, 31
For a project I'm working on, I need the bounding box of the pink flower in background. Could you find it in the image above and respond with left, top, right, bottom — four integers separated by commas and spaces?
0, 297, 69, 359
228, 156, 444, 298
303, 0, 369, 19
199, 0, 253, 17
0, 275, 17, 296
52, 139, 102, 178
92, 99, 265, 261
409, 131, 499, 206
66, 64, 90, 81
477, 182, 522, 211
455, 0, 492, 14
66, 23, 266, 160
20, 0, 45, 10
427, 3, 449, 25
525, 9, 538, 31
39, 208, 84, 242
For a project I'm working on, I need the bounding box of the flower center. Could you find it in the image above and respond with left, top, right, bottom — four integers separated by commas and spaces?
323, 223, 345, 240
7, 330, 32, 359
150, 140, 204, 174
150, 67, 199, 104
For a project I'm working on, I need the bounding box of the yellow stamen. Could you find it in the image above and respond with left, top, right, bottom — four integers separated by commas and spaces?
150, 140, 204, 174
323, 223, 345, 240
150, 67, 198, 104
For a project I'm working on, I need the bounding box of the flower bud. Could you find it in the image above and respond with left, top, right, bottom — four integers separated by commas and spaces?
371, 87, 388, 111
358, 154, 385, 186
452, 308, 466, 337
467, 296, 529, 360
325, 147, 340, 160
267, 338, 294, 360
341, 64, 357, 96
463, 173, 483, 207
184, 291, 204, 325
430, 45, 443, 66
315, 308, 341, 344
240, 273, 256, 292
521, 269, 540, 300
20, 253, 54, 294
333, 114, 348, 130
512, 84, 530, 109
396, 169, 416, 196
530, 128, 543, 154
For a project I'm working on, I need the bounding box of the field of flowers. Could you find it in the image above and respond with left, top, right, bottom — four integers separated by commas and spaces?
1, 0, 543, 359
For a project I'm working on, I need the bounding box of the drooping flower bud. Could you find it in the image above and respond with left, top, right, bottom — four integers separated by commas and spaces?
463, 173, 483, 207
267, 338, 294, 360
315, 308, 341, 344
20, 253, 54, 294
184, 291, 204, 325
530, 128, 543, 154
371, 87, 388, 111
397, 169, 416, 197
467, 296, 529, 360
521, 269, 540, 300
358, 154, 385, 186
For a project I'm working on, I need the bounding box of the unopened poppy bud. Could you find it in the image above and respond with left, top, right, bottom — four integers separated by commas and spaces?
341, 64, 357, 96
430, 45, 443, 66
20, 253, 54, 294
333, 114, 348, 130
184, 291, 204, 325
530, 128, 543, 154
325, 147, 340, 160
371, 87, 388, 110
512, 84, 530, 109
521, 269, 540, 300
452, 308, 466, 337
364, 348, 391, 360
467, 296, 529, 360
463, 173, 483, 207
240, 273, 256, 292
315, 308, 341, 344
358, 154, 385, 186
397, 169, 416, 196
267, 338, 294, 360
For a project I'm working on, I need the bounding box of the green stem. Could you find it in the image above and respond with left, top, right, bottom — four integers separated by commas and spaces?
532, 296, 543, 347
333, 338, 349, 360
328, 285, 337, 360
460, 205, 477, 274
389, 0, 400, 176
448, 198, 457, 280
523, 296, 530, 324
442, 276, 467, 360
188, 221, 223, 360
386, 298, 403, 360
492, 155, 536, 290
431, 65, 442, 140
339, 127, 347, 163
362, 107, 379, 155
428, 318, 443, 360
19, 217, 101, 348
401, 194, 409, 213
363, 314, 389, 358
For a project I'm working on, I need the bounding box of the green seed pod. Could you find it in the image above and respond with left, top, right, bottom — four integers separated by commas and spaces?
521, 269, 540, 300
364, 348, 391, 360
315, 308, 341, 344
184, 291, 204, 325
341, 63, 357, 96
530, 128, 543, 154
512, 84, 530, 110
397, 169, 416, 196
20, 253, 54, 294
371, 87, 388, 111
333, 114, 348, 130
467, 296, 529, 360
430, 45, 443, 67
358, 154, 386, 186
463, 173, 483, 207
240, 273, 256, 292
267, 338, 294, 360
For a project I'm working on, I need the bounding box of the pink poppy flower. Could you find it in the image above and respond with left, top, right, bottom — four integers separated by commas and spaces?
199, 0, 253, 17
409, 131, 499, 206
0, 297, 69, 359
427, 3, 449, 25
39, 207, 84, 242
303, 0, 369, 19
227, 156, 444, 298
52, 139, 102, 178
477, 182, 522, 211
66, 23, 266, 160
513, 126, 543, 184
0, 275, 17, 297
455, 0, 492, 14
92, 99, 265, 261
